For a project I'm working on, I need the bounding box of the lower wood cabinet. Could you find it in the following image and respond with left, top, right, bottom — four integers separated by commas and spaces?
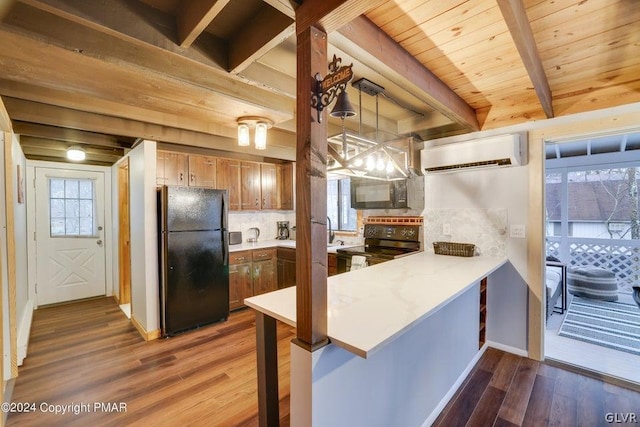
252, 248, 277, 295
277, 247, 296, 289
328, 253, 338, 276
229, 251, 252, 311
229, 248, 277, 310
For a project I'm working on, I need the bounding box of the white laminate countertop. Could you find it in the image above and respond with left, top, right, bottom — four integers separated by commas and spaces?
228, 239, 356, 253
244, 252, 507, 358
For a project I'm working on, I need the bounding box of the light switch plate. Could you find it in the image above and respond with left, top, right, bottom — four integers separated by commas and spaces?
510, 224, 526, 239
443, 223, 451, 235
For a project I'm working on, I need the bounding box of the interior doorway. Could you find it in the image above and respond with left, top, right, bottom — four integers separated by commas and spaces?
118, 159, 131, 318
543, 131, 640, 384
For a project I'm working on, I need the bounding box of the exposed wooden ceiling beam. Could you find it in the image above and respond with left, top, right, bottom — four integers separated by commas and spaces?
335, 16, 480, 131
20, 136, 124, 158
12, 121, 126, 148
0, 95, 11, 132
4, 98, 297, 160
229, 7, 294, 74
177, 0, 231, 48
1, 7, 294, 116
497, 0, 554, 118
295, 0, 386, 34
18, 0, 229, 73
22, 153, 114, 167
262, 0, 296, 19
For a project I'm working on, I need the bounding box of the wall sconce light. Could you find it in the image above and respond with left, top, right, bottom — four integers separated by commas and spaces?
66, 145, 86, 161
237, 117, 273, 150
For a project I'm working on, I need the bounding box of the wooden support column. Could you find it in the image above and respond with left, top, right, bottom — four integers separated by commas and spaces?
255, 311, 279, 427
293, 24, 329, 352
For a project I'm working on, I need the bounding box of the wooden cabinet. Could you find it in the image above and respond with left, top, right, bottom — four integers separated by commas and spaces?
328, 253, 338, 276
229, 248, 278, 309
277, 163, 294, 210
229, 251, 252, 311
241, 161, 262, 210
188, 155, 216, 188
277, 247, 296, 289
479, 277, 487, 349
252, 248, 277, 295
157, 151, 187, 186
216, 158, 241, 210
156, 150, 294, 210
260, 163, 277, 209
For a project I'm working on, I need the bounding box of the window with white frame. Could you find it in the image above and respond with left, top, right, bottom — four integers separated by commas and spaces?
327, 177, 357, 231
49, 178, 96, 237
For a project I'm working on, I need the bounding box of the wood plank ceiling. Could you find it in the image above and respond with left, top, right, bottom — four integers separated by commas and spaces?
0, 0, 638, 165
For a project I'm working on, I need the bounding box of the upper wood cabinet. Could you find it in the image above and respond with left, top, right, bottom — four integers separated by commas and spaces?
277, 163, 294, 210
241, 161, 262, 210
188, 155, 216, 188
216, 158, 241, 211
157, 151, 187, 187
260, 163, 277, 210
157, 150, 294, 211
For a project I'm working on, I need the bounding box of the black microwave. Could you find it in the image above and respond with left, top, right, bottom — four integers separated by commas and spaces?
350, 178, 408, 209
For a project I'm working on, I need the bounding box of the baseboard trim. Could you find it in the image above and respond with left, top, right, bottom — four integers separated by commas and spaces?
17, 299, 34, 366
422, 345, 489, 427
486, 340, 529, 357
545, 357, 640, 393
131, 315, 161, 341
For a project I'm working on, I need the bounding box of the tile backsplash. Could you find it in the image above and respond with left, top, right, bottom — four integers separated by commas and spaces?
424, 208, 508, 257
228, 211, 296, 241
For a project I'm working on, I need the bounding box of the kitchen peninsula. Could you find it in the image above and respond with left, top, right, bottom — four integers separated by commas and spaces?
245, 252, 507, 426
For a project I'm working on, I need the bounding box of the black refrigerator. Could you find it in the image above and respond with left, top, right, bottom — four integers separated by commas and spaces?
158, 186, 229, 336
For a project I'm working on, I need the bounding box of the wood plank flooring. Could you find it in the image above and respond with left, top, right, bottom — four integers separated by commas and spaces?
7, 297, 294, 427
8, 297, 640, 426
434, 347, 640, 427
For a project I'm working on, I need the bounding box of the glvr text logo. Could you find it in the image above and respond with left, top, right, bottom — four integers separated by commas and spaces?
605, 412, 638, 423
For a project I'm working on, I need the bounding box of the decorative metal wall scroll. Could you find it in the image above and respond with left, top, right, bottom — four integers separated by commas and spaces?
310, 55, 353, 123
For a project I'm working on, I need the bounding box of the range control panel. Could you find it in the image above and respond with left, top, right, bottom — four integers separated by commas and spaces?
363, 224, 421, 242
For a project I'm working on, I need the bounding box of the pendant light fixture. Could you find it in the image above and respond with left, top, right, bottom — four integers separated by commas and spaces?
237, 117, 273, 150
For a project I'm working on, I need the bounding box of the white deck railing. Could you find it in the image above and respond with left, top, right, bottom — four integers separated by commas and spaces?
546, 236, 640, 287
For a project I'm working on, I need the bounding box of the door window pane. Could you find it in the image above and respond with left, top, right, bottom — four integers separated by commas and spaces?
49, 178, 96, 237
545, 172, 561, 237
567, 167, 639, 239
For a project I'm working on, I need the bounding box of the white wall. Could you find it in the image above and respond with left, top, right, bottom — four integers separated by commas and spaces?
128, 141, 159, 333
0, 133, 29, 376
10, 138, 29, 366
423, 150, 529, 352
0, 132, 9, 380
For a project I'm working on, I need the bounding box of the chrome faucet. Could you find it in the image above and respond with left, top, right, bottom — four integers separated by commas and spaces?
327, 216, 335, 244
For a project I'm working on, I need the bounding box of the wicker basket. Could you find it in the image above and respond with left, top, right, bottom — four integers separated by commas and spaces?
433, 241, 476, 257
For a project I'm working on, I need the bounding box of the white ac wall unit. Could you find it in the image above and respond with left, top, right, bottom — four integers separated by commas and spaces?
421, 134, 521, 173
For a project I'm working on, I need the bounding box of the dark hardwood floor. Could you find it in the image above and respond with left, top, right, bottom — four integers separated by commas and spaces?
7, 297, 293, 427
434, 347, 640, 427
8, 297, 640, 426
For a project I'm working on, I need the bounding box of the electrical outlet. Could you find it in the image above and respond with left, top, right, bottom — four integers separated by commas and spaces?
443, 223, 451, 235
510, 224, 526, 239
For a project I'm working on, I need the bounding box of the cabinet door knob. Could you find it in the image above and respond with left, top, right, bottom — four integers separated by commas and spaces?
191, 174, 195, 182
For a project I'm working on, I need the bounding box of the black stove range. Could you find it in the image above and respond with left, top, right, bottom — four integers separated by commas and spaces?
335, 223, 422, 272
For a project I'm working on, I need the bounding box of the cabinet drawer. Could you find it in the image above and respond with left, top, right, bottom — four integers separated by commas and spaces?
277, 247, 296, 261
230, 250, 251, 265
252, 248, 276, 261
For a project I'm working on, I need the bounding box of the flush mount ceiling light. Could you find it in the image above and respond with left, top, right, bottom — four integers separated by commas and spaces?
237, 117, 273, 150
66, 145, 86, 161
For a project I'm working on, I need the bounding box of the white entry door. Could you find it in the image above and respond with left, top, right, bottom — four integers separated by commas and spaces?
35, 168, 106, 305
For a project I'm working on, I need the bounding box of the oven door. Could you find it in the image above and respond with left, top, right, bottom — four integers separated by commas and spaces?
336, 252, 374, 273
